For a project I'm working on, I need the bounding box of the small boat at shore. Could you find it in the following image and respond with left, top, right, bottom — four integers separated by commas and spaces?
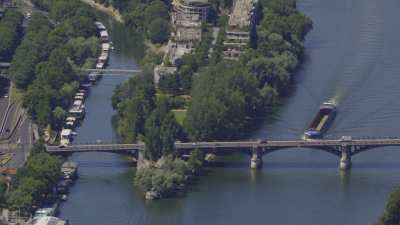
304, 101, 337, 139
96, 62, 104, 69
61, 194, 68, 201
94, 21, 106, 31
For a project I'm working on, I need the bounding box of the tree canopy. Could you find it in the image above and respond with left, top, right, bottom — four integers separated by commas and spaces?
0, 10, 24, 61
375, 188, 400, 225
7, 145, 61, 212
9, 0, 101, 130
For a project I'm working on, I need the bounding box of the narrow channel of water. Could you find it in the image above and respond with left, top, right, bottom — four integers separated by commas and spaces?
59, 1, 400, 224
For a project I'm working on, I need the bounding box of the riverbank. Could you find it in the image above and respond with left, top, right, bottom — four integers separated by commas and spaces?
110, 0, 312, 200
57, 0, 400, 224
79, 0, 123, 23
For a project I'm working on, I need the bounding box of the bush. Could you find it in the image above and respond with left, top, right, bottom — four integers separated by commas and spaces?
134, 156, 192, 197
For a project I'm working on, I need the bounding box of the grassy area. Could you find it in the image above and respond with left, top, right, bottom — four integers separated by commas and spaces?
172, 109, 187, 125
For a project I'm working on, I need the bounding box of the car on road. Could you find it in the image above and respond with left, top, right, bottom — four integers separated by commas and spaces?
341, 136, 352, 142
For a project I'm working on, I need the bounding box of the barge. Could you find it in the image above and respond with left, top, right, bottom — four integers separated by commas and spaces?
304, 101, 337, 139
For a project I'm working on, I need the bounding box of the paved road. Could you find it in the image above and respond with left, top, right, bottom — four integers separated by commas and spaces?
0, 103, 17, 139
7, 115, 31, 168
0, 78, 10, 137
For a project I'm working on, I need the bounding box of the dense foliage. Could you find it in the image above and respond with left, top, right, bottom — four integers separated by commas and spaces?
0, 10, 24, 61
184, 0, 312, 140
111, 0, 312, 198
9, 15, 51, 89
112, 71, 156, 143
184, 63, 268, 140
375, 188, 400, 225
9, 0, 100, 130
7, 144, 61, 213
159, 26, 214, 95
94, 0, 171, 43
135, 150, 203, 197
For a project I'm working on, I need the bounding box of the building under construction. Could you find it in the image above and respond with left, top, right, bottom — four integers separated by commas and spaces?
223, 0, 258, 59
172, 0, 210, 23
154, 0, 211, 86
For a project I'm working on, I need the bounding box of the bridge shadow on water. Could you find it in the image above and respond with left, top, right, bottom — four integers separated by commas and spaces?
206, 161, 400, 170
71, 159, 400, 170
73, 160, 136, 168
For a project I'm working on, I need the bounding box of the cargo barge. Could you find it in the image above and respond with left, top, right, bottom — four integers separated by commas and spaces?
304, 102, 337, 139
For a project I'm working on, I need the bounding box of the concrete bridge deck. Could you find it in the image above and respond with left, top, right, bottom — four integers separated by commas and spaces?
82, 68, 142, 74
46, 137, 400, 170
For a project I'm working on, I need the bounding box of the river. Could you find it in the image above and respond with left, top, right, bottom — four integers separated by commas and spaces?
58, 0, 400, 224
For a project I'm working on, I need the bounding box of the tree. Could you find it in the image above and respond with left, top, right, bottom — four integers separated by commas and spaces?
0, 10, 24, 61
23, 81, 57, 127
9, 15, 50, 89
7, 150, 60, 212
144, 111, 163, 161
375, 188, 400, 225
184, 63, 262, 140
158, 73, 180, 95
147, 18, 170, 44
187, 149, 203, 174
160, 113, 180, 156
52, 106, 66, 131
144, 1, 169, 25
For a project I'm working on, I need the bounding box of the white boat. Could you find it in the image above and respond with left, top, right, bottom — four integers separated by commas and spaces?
102, 43, 110, 52
88, 72, 99, 82
96, 62, 104, 69
100, 30, 109, 42
98, 52, 108, 63
94, 21, 106, 30
61, 194, 68, 201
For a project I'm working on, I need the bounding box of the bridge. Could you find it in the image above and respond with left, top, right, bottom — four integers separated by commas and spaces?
81, 68, 142, 75
46, 136, 400, 170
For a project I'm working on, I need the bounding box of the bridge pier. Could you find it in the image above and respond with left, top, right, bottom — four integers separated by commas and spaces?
250, 147, 263, 169
339, 145, 352, 170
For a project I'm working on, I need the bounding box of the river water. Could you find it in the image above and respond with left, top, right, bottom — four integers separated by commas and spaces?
59, 1, 400, 224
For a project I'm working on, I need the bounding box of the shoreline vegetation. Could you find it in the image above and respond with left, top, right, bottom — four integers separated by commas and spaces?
111, 0, 313, 199
9, 0, 101, 135
374, 188, 400, 225
2, 144, 61, 218
80, 0, 124, 23
0, 0, 105, 215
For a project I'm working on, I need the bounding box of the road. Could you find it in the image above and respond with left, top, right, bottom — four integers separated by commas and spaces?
0, 76, 32, 168
0, 77, 10, 137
